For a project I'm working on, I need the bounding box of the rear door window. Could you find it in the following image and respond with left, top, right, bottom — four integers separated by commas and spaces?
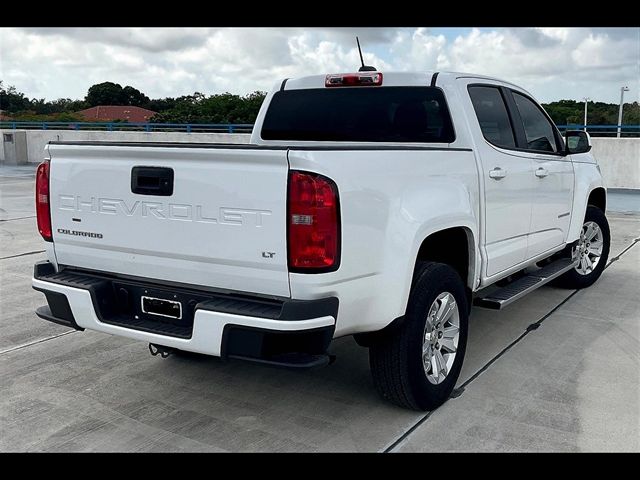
468, 86, 517, 149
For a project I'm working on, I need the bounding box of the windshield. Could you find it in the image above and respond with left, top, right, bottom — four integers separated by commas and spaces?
261, 87, 455, 143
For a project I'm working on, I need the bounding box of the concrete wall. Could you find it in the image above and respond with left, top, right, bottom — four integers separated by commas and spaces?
1, 131, 28, 165
1, 129, 638, 189
0, 129, 250, 164
590, 138, 640, 190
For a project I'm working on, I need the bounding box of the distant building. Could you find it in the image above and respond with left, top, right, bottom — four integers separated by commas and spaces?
76, 105, 157, 123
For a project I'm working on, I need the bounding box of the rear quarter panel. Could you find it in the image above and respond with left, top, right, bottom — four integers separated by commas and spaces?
288, 149, 480, 336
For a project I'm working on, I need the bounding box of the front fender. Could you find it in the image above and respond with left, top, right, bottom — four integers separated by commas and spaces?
568, 162, 605, 242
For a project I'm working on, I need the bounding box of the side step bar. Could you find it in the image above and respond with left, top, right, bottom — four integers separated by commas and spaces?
474, 258, 579, 310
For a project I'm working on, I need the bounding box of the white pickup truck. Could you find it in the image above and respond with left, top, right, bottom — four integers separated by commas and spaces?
32, 71, 610, 410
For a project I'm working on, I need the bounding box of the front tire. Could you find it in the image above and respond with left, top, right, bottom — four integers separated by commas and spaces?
553, 205, 610, 289
369, 261, 469, 411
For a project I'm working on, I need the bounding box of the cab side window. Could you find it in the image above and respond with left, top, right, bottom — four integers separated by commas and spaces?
468, 86, 516, 149
511, 92, 559, 153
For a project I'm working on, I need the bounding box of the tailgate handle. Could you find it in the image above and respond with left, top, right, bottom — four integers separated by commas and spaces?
131, 167, 174, 196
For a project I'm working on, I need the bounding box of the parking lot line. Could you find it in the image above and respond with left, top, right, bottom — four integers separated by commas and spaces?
0, 330, 76, 356
384, 236, 640, 452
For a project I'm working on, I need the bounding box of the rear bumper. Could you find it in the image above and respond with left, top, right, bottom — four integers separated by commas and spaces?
32, 261, 337, 365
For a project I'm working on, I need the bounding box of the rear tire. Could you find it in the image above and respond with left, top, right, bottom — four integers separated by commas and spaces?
369, 261, 468, 411
553, 206, 610, 289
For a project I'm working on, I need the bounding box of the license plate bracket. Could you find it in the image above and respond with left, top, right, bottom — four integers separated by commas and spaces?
141, 296, 183, 320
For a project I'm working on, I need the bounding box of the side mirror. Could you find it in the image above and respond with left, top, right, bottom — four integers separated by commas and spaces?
565, 130, 592, 155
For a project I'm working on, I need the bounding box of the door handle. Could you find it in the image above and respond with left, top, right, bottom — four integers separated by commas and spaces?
535, 167, 549, 178
489, 167, 507, 180
131, 166, 174, 196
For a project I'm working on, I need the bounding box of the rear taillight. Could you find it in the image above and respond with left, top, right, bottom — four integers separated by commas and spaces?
288, 171, 340, 272
36, 161, 52, 242
325, 72, 383, 87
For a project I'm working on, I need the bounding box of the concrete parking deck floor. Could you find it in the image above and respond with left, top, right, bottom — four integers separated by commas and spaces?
1, 165, 639, 452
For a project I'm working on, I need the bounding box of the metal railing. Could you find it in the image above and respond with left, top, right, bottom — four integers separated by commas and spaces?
556, 125, 640, 137
1, 122, 639, 137
0, 122, 254, 134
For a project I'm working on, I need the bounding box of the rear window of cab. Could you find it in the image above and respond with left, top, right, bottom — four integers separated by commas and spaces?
261, 87, 455, 143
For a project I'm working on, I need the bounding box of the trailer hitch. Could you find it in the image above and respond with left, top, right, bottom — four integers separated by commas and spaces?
148, 343, 176, 358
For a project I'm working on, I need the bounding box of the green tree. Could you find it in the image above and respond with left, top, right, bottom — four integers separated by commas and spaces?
624, 101, 640, 125
0, 81, 32, 112
85, 82, 149, 107
542, 99, 640, 127
151, 91, 266, 124
85, 81, 126, 106
122, 85, 150, 107
49, 98, 89, 113
146, 97, 177, 112
10, 111, 83, 122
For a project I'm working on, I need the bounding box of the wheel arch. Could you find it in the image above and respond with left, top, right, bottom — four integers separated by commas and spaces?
354, 225, 477, 348
588, 187, 606, 212
413, 226, 477, 290
567, 163, 606, 243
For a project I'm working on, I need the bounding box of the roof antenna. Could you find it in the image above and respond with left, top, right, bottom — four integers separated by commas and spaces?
356, 36, 377, 72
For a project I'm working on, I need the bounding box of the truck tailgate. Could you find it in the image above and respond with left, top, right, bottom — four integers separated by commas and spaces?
47, 143, 290, 297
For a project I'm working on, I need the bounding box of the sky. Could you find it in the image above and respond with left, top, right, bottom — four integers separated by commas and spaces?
1, 27, 638, 104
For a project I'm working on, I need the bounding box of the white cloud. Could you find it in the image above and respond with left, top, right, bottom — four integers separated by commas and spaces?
0, 27, 638, 104
390, 28, 447, 71
288, 33, 390, 74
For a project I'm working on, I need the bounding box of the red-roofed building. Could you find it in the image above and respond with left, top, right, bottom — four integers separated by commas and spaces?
76, 105, 157, 123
